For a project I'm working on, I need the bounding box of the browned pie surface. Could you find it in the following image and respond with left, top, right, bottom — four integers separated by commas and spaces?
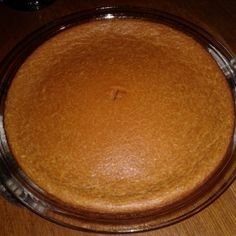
4, 19, 234, 214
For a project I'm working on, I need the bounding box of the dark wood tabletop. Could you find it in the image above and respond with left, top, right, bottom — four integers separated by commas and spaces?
0, 1, 235, 235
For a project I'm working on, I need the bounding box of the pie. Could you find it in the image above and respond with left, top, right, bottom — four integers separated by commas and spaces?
4, 19, 234, 214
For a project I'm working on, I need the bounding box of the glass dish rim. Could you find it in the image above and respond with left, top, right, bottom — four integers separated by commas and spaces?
0, 6, 235, 233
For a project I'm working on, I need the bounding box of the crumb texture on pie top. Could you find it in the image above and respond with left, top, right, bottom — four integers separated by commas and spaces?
4, 19, 234, 213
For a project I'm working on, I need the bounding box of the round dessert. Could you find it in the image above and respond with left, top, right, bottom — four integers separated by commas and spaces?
4, 19, 234, 214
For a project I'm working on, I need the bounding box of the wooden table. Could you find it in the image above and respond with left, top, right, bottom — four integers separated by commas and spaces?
0, 1, 235, 235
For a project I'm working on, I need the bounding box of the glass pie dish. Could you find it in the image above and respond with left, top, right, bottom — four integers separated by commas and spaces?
0, 6, 235, 233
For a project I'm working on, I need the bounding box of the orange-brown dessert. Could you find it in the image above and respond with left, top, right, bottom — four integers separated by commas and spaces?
4, 19, 234, 214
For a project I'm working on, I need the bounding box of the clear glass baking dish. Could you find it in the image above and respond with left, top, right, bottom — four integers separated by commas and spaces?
0, 6, 235, 233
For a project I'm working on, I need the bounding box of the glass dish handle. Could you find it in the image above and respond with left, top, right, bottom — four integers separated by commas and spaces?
0, 181, 23, 207
230, 56, 236, 71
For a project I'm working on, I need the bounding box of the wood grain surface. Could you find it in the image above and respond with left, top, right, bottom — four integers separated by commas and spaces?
0, 0, 235, 235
